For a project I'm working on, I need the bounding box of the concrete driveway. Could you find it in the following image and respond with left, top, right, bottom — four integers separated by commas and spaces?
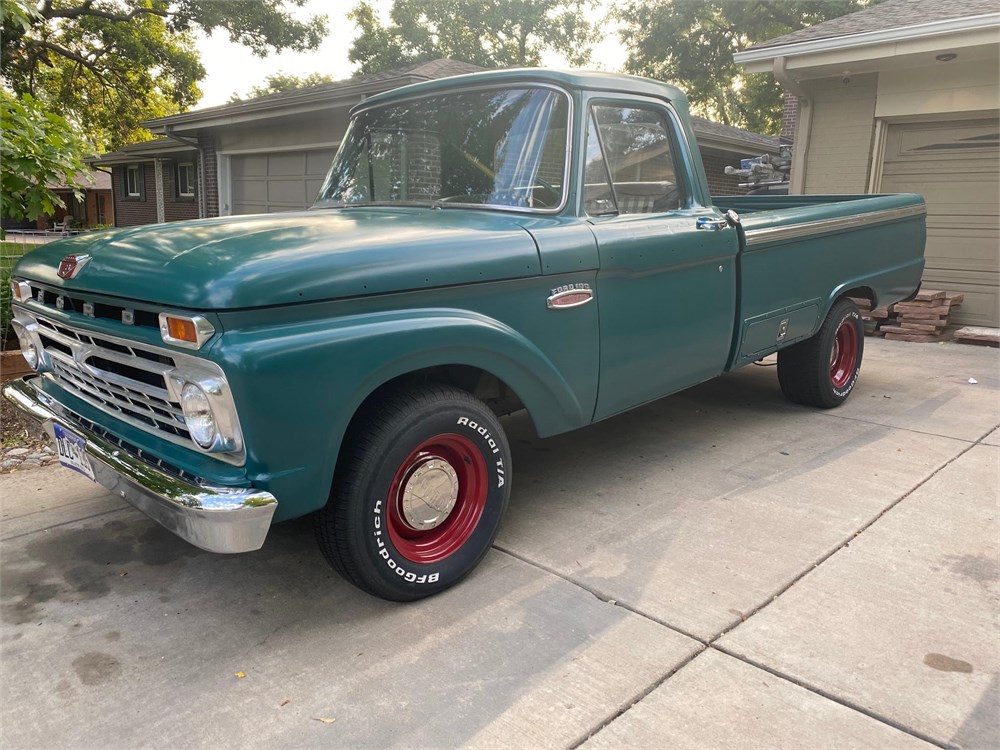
2, 338, 997, 748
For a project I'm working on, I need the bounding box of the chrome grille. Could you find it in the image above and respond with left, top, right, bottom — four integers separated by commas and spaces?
31, 315, 193, 445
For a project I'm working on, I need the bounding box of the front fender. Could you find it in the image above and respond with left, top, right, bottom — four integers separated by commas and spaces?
214, 308, 589, 520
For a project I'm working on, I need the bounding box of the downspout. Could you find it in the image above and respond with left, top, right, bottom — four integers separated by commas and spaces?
164, 127, 206, 219
772, 56, 812, 195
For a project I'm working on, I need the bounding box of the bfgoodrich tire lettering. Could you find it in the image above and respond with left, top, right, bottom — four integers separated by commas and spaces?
777, 298, 864, 409
315, 385, 511, 601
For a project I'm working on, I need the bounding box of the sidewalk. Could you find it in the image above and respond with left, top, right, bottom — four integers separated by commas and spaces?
1, 338, 997, 748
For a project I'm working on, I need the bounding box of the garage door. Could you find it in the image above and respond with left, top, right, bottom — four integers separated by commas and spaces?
880, 119, 999, 327
230, 149, 336, 214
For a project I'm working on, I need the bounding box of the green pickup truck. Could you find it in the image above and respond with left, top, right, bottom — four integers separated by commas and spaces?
4, 69, 926, 600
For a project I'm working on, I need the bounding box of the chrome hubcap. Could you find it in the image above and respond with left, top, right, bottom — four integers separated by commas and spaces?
400, 458, 460, 531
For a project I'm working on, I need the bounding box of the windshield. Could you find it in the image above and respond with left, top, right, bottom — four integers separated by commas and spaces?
315, 87, 569, 211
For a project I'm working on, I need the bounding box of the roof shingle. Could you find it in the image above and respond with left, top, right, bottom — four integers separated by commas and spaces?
749, 0, 998, 51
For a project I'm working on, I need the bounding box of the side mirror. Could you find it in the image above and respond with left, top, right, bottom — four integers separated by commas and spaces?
724, 209, 740, 227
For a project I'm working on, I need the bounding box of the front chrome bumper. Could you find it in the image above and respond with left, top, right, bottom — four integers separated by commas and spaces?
2, 377, 277, 553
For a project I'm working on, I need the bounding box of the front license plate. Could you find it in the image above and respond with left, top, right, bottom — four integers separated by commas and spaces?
53, 424, 95, 481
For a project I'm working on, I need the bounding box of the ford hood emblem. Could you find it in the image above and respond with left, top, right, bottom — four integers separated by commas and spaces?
57, 254, 92, 280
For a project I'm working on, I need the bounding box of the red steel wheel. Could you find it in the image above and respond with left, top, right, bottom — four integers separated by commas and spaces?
315, 384, 511, 601
830, 317, 860, 389
386, 434, 488, 564
778, 297, 864, 409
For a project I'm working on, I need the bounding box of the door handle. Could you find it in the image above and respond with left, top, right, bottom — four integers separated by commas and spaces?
696, 217, 728, 231
696, 211, 740, 231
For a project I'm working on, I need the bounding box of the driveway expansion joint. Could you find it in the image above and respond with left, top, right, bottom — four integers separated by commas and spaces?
567, 646, 710, 750
707, 437, 981, 646
711, 644, 949, 749
816, 410, 981, 443
491, 543, 709, 645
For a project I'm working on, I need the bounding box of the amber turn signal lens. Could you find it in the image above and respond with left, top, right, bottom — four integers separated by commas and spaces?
166, 316, 198, 343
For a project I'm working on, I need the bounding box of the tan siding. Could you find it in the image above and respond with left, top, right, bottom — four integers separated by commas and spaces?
876, 59, 999, 119
803, 74, 877, 194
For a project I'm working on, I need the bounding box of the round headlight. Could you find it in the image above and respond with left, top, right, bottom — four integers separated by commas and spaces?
180, 383, 217, 449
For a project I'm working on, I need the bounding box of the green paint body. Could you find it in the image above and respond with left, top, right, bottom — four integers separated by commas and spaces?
13, 70, 926, 523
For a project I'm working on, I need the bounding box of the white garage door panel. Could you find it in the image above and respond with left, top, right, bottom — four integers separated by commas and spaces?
231, 155, 267, 178
230, 148, 336, 215
881, 118, 999, 327
232, 180, 266, 203
925, 229, 999, 272
306, 151, 333, 174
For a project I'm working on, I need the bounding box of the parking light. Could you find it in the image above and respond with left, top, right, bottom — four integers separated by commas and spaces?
159, 313, 215, 350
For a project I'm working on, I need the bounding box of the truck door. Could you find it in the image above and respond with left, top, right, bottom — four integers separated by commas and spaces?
586, 101, 740, 420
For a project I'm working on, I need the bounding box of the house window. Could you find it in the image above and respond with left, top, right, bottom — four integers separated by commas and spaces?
177, 162, 195, 198
126, 165, 141, 197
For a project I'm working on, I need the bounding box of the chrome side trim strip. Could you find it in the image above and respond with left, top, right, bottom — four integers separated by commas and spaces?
2, 377, 276, 554
743, 203, 926, 247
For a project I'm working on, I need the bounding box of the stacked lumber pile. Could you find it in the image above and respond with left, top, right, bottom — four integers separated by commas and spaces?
851, 290, 963, 342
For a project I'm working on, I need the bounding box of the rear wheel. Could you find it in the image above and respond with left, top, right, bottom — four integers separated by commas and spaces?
778, 298, 864, 408
315, 385, 510, 601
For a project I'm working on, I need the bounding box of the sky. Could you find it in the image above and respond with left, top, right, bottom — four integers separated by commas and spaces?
194, 1, 627, 107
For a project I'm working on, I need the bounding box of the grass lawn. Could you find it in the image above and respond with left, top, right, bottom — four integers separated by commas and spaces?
1, 241, 40, 270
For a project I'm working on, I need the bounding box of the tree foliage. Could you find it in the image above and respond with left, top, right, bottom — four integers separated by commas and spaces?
614, 0, 881, 134
1, 0, 328, 149
230, 72, 337, 103
349, 0, 601, 75
0, 90, 92, 222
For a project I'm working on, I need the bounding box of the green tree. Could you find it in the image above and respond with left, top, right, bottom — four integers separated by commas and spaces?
0, 90, 92, 222
614, 0, 881, 134
349, 0, 602, 74
1, 0, 328, 150
230, 72, 337, 103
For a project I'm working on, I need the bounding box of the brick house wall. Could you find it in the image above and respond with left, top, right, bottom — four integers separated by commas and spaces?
111, 159, 200, 226
113, 164, 158, 226
701, 153, 748, 196
199, 134, 219, 218
161, 160, 200, 223
781, 92, 798, 143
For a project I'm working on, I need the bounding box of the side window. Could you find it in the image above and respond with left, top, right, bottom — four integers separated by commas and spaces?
589, 104, 684, 215
583, 112, 616, 215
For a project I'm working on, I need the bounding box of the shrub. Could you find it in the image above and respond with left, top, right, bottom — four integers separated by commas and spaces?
0, 265, 12, 350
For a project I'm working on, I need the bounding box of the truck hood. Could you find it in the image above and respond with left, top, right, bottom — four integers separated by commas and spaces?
14, 208, 542, 309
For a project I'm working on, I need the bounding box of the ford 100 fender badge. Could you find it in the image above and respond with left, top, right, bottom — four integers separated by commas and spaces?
547, 283, 593, 310
57, 254, 92, 280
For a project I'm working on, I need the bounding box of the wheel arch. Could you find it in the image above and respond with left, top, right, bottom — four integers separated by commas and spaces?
835, 285, 876, 309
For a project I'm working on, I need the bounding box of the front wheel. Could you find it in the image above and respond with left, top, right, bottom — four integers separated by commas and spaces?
777, 298, 864, 408
315, 385, 511, 601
